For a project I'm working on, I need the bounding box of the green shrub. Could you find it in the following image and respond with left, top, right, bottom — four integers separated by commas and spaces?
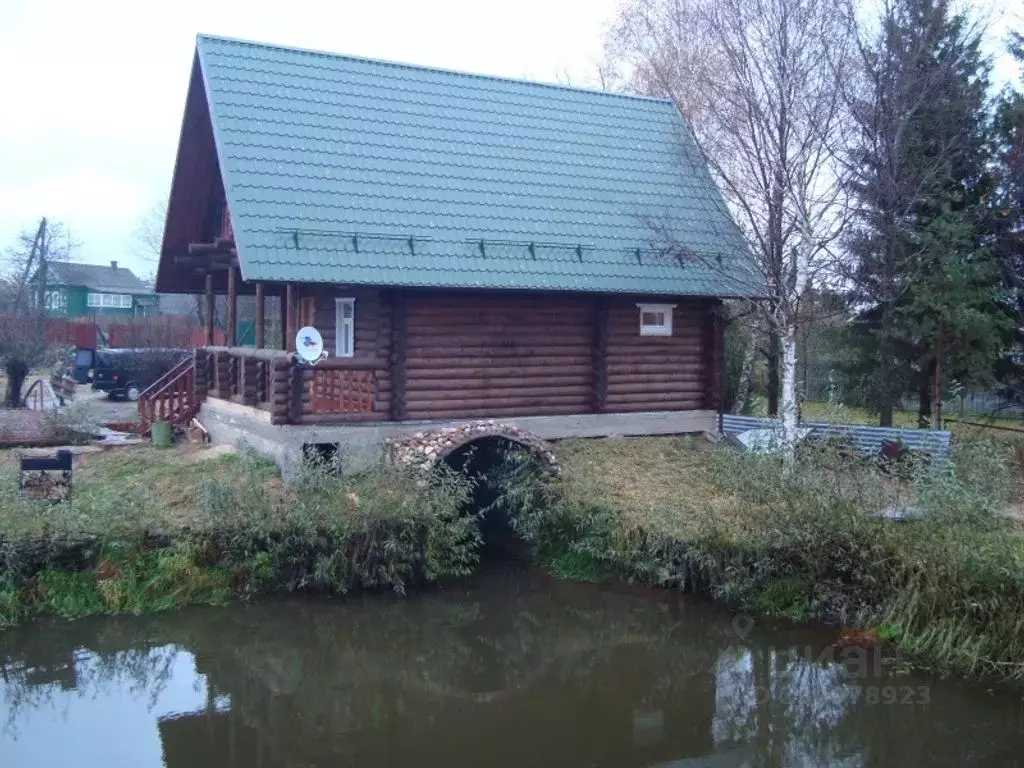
540, 438, 1024, 680
0, 448, 480, 624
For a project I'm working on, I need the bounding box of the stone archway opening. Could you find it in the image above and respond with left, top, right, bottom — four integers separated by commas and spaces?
388, 422, 559, 558
442, 436, 535, 557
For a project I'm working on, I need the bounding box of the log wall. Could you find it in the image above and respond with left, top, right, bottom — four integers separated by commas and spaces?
402, 295, 597, 420
602, 299, 711, 413
287, 287, 721, 423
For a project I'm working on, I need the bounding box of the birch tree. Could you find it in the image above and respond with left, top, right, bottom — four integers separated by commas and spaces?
604, 0, 851, 458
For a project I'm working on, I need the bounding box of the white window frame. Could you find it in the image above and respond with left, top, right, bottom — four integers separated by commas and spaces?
43, 290, 66, 311
87, 292, 132, 309
335, 297, 355, 358
637, 303, 675, 337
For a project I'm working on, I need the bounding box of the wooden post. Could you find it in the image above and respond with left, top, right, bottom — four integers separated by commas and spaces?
285, 283, 296, 350
592, 298, 609, 413
390, 294, 407, 421
279, 290, 287, 350
290, 365, 305, 423
254, 282, 265, 349
227, 266, 237, 347
204, 272, 214, 346
193, 349, 208, 400
934, 326, 943, 430
706, 300, 725, 430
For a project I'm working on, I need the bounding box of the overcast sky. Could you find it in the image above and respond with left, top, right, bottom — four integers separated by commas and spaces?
0, 0, 1020, 278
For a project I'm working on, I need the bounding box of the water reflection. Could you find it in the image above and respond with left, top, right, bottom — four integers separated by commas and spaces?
2, 568, 1022, 767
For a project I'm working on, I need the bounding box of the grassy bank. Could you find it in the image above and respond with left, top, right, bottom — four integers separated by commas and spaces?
5, 434, 1024, 683
497, 435, 1024, 680
0, 446, 479, 626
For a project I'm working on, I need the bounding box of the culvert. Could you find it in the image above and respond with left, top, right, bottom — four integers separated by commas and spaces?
388, 422, 559, 557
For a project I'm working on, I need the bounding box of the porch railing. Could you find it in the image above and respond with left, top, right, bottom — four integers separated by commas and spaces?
138, 356, 198, 436
197, 347, 380, 425
198, 346, 291, 424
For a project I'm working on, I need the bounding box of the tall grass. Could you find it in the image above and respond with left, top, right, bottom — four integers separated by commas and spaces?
0, 448, 479, 627
493, 436, 1024, 680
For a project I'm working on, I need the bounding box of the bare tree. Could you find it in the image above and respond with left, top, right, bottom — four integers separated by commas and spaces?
604, 0, 852, 457
0, 218, 76, 406
132, 197, 218, 329
131, 198, 168, 265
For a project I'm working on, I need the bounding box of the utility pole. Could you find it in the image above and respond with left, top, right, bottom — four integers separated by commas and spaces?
14, 218, 47, 314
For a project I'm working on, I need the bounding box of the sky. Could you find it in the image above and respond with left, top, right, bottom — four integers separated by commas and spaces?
0, 0, 1020, 279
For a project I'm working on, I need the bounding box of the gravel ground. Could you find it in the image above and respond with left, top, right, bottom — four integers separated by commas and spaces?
70, 386, 138, 424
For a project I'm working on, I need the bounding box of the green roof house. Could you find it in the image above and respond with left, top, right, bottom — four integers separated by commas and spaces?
152, 35, 761, 465
34, 261, 156, 318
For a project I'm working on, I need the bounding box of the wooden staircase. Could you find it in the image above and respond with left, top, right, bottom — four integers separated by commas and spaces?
138, 356, 200, 437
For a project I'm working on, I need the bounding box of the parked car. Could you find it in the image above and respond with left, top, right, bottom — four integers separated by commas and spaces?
91, 348, 190, 401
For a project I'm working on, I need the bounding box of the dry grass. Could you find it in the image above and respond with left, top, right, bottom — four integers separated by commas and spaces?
554, 436, 784, 540
0, 444, 278, 539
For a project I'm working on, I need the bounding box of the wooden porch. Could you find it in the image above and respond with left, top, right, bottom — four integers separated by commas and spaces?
195, 346, 380, 426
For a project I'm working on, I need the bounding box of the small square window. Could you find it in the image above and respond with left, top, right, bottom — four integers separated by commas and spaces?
637, 303, 674, 336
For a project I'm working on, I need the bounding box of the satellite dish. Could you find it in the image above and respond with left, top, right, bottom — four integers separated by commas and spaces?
295, 326, 326, 364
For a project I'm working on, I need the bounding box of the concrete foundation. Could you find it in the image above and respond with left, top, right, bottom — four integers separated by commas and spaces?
198, 397, 718, 480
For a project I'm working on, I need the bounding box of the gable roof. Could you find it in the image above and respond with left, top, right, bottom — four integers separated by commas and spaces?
45, 262, 151, 294
170, 35, 762, 298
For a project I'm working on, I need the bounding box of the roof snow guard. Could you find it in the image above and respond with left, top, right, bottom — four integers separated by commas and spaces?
177, 34, 763, 297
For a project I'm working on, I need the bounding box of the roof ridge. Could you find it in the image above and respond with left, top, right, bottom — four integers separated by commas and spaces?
196, 33, 675, 108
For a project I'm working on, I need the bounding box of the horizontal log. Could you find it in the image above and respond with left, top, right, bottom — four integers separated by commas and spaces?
407, 298, 588, 311
606, 361, 704, 373
407, 345, 589, 358
204, 346, 292, 362
604, 402, 704, 413
402, 395, 588, 410
308, 358, 380, 370
403, 405, 583, 419
406, 312, 592, 326
609, 308, 705, 318
406, 385, 591, 400
405, 376, 591, 392
186, 242, 237, 257
607, 337, 705, 349
405, 335, 593, 348
606, 392, 705, 405
606, 341, 703, 353
608, 382, 704, 395
406, 355, 593, 369
407, 364, 593, 380
607, 372, 704, 385
608, 321, 705, 333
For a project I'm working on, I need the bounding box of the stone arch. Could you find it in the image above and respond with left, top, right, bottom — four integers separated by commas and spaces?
387, 420, 559, 477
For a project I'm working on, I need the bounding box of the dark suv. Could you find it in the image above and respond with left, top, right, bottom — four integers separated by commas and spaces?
91, 348, 190, 401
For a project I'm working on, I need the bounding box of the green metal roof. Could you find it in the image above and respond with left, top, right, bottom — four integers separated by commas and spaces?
197, 35, 762, 297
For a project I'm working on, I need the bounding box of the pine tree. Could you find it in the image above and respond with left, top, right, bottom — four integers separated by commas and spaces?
843, 0, 1007, 426
989, 33, 1024, 402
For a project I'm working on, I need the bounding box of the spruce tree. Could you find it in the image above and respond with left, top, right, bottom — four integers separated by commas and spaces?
844, 0, 1007, 425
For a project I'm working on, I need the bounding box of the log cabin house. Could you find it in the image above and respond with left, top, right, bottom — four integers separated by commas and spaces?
151, 35, 762, 470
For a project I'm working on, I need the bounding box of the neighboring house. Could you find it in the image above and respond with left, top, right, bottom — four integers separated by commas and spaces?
34, 261, 157, 318
152, 35, 762, 466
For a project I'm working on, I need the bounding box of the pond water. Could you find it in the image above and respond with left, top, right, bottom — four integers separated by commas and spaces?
2, 568, 1023, 767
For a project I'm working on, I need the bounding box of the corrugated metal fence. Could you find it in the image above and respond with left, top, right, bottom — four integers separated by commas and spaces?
721, 414, 952, 460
